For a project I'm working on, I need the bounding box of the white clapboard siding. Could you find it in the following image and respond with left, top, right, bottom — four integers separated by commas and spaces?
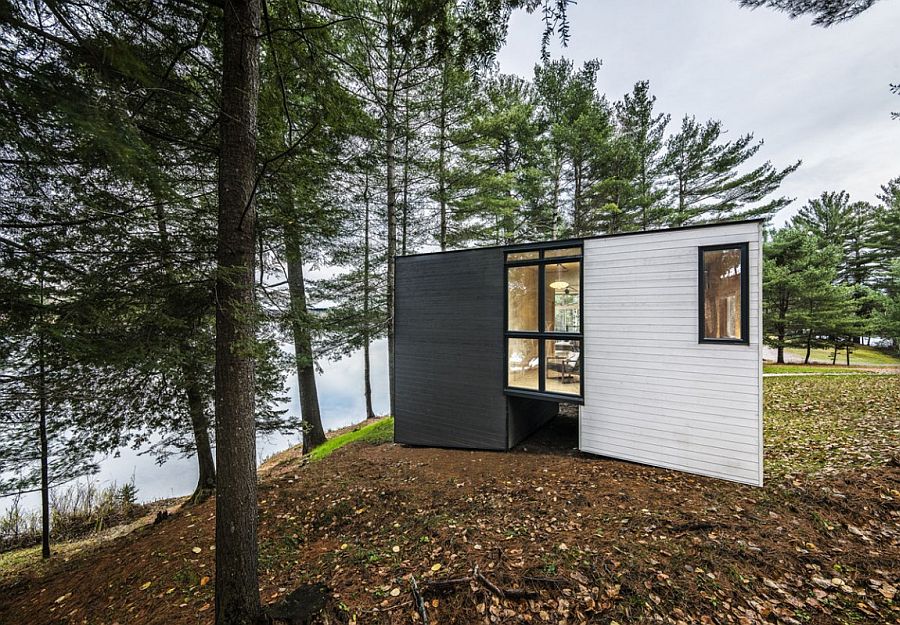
579, 222, 763, 486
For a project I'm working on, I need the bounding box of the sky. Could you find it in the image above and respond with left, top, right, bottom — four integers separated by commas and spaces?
496, 0, 900, 226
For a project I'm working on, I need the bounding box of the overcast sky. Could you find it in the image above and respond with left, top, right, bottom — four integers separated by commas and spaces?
497, 0, 900, 225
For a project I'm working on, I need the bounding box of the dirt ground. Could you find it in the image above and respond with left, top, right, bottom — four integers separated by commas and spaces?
1, 383, 898, 624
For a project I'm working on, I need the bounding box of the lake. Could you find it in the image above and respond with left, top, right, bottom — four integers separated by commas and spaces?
2, 339, 390, 514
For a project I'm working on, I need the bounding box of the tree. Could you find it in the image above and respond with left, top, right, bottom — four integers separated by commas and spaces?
0, 271, 98, 559
763, 225, 850, 363
453, 74, 548, 244
214, 0, 262, 622
662, 116, 800, 226
736, 0, 879, 25
875, 261, 900, 352
736, 0, 896, 120
873, 176, 900, 285
614, 81, 670, 230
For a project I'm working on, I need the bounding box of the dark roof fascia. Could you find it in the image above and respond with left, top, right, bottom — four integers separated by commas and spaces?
397, 218, 766, 260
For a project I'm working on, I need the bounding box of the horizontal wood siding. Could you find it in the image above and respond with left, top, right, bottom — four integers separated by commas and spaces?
579, 222, 763, 485
394, 248, 509, 450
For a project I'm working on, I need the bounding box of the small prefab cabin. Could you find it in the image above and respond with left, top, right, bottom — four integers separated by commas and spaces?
394, 220, 763, 486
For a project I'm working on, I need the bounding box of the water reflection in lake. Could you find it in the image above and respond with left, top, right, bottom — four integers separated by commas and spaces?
2, 340, 389, 513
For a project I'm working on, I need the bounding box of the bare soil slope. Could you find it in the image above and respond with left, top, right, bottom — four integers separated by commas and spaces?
1, 377, 898, 624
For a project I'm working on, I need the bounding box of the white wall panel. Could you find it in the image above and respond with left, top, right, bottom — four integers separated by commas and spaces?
579, 222, 763, 485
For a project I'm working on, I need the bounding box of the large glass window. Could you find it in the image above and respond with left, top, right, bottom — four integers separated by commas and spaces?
507, 265, 538, 332
544, 339, 581, 395
505, 245, 583, 397
544, 261, 580, 333
507, 338, 539, 390
699, 243, 748, 344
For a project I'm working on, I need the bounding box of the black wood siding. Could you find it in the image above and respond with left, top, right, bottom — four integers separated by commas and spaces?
507, 396, 559, 448
394, 248, 509, 449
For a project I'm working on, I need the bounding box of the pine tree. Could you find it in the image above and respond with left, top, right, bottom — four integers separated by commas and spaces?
614, 81, 670, 230
662, 116, 800, 226
453, 74, 549, 244
763, 225, 851, 363
873, 176, 900, 286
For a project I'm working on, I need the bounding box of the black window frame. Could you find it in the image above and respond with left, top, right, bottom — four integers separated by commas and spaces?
504, 243, 584, 403
698, 242, 750, 345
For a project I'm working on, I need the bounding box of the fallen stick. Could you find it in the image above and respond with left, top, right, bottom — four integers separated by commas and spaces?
410, 575, 429, 625
475, 566, 506, 600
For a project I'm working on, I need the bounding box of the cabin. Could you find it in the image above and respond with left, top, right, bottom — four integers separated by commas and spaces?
393, 220, 763, 486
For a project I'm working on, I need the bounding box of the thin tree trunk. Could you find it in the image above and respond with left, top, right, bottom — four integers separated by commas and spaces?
438, 62, 448, 251
385, 15, 397, 417
846, 345, 851, 366
284, 227, 326, 452
804, 330, 812, 365
156, 204, 217, 502
401, 90, 410, 256
573, 161, 582, 236
832, 344, 838, 365
363, 172, 376, 420
38, 301, 49, 560
214, 0, 261, 622
776, 324, 785, 364
185, 363, 216, 503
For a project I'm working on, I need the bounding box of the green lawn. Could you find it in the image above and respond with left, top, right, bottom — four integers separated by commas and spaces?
763, 363, 885, 374
308, 417, 394, 461
783, 344, 900, 366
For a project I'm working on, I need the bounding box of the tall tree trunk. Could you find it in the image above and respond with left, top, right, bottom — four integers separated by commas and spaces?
401, 90, 410, 256
363, 173, 376, 420
156, 204, 217, 502
284, 227, 326, 453
573, 161, 582, 236
776, 324, 785, 364
38, 311, 49, 560
214, 0, 261, 622
385, 16, 397, 417
804, 330, 812, 365
185, 362, 216, 503
438, 62, 448, 251
845, 345, 851, 366
832, 344, 838, 365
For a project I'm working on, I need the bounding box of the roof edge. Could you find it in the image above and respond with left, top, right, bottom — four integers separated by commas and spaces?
398, 218, 766, 260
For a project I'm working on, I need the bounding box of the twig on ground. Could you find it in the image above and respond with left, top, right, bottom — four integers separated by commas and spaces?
410, 575, 429, 625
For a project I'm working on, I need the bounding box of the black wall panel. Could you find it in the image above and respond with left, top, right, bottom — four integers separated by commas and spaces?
394, 248, 509, 449
507, 396, 559, 448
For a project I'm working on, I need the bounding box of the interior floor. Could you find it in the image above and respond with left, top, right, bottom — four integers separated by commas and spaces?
508, 368, 581, 396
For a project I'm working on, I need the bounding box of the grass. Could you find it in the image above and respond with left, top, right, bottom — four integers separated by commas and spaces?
762, 363, 890, 374
783, 344, 900, 366
308, 417, 394, 461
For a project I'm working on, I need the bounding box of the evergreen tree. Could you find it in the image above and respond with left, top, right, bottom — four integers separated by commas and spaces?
662, 116, 800, 226
453, 74, 549, 244
736, 0, 879, 25
763, 226, 851, 363
614, 81, 670, 230
873, 176, 900, 286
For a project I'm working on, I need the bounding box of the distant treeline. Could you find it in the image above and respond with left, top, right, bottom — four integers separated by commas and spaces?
764, 185, 900, 363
